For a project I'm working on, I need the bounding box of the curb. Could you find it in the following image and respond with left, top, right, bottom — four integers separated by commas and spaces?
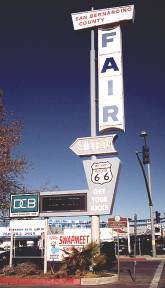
81, 274, 118, 285
0, 274, 118, 286
0, 276, 80, 286
119, 257, 146, 262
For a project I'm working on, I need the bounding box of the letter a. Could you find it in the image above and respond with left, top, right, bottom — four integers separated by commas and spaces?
101, 57, 119, 73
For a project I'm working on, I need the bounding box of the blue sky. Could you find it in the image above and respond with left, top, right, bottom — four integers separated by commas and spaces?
0, 0, 164, 220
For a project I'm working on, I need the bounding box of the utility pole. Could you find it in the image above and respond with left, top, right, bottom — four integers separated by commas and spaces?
136, 131, 156, 257
134, 214, 137, 258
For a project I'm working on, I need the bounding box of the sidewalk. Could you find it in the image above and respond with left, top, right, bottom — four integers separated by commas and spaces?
113, 256, 165, 287
119, 254, 165, 261
145, 254, 165, 261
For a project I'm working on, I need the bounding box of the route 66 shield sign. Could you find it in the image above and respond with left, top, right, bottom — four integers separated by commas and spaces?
91, 161, 113, 185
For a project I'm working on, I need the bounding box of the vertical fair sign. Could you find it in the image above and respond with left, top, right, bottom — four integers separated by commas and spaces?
98, 26, 125, 132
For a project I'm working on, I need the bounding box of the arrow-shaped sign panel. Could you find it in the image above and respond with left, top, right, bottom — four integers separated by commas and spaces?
70, 135, 117, 156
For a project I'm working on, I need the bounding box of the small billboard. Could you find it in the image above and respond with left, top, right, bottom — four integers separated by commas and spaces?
71, 5, 134, 30
10, 194, 39, 218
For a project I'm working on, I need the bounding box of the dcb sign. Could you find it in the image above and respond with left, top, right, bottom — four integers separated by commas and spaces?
13, 198, 36, 209
10, 194, 39, 218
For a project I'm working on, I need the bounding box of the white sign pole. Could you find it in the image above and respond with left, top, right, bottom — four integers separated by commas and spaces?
115, 216, 120, 279
90, 8, 100, 246
9, 229, 13, 267
127, 218, 131, 254
44, 218, 48, 274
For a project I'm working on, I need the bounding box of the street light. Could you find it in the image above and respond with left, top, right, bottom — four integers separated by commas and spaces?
136, 131, 156, 257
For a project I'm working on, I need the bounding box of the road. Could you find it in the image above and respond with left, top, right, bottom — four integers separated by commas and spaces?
109, 259, 165, 287
0, 259, 164, 287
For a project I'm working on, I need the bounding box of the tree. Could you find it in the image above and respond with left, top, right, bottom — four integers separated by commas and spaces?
0, 90, 27, 216
56, 242, 116, 277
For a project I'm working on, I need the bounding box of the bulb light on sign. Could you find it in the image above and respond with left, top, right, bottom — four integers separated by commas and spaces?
98, 26, 125, 132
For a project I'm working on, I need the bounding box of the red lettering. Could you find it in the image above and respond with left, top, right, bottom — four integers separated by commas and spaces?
74, 236, 80, 244
68, 236, 71, 244
71, 236, 75, 244
80, 235, 83, 244
83, 236, 86, 244
61, 236, 68, 244
58, 234, 90, 245
59, 236, 63, 244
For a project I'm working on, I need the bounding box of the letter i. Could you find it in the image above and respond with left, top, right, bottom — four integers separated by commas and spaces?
108, 80, 113, 96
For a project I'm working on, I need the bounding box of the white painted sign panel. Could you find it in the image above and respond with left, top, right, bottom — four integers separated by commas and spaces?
47, 231, 91, 261
70, 134, 117, 156
71, 5, 134, 30
47, 228, 113, 261
98, 26, 125, 132
9, 219, 45, 237
83, 157, 121, 215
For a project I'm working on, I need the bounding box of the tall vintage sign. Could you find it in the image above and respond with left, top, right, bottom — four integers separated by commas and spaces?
98, 26, 124, 132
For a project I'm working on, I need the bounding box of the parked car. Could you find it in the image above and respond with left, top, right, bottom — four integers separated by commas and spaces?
100, 241, 116, 270
0, 248, 9, 267
0, 247, 5, 254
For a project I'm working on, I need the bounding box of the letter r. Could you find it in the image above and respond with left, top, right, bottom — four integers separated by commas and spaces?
103, 105, 119, 122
